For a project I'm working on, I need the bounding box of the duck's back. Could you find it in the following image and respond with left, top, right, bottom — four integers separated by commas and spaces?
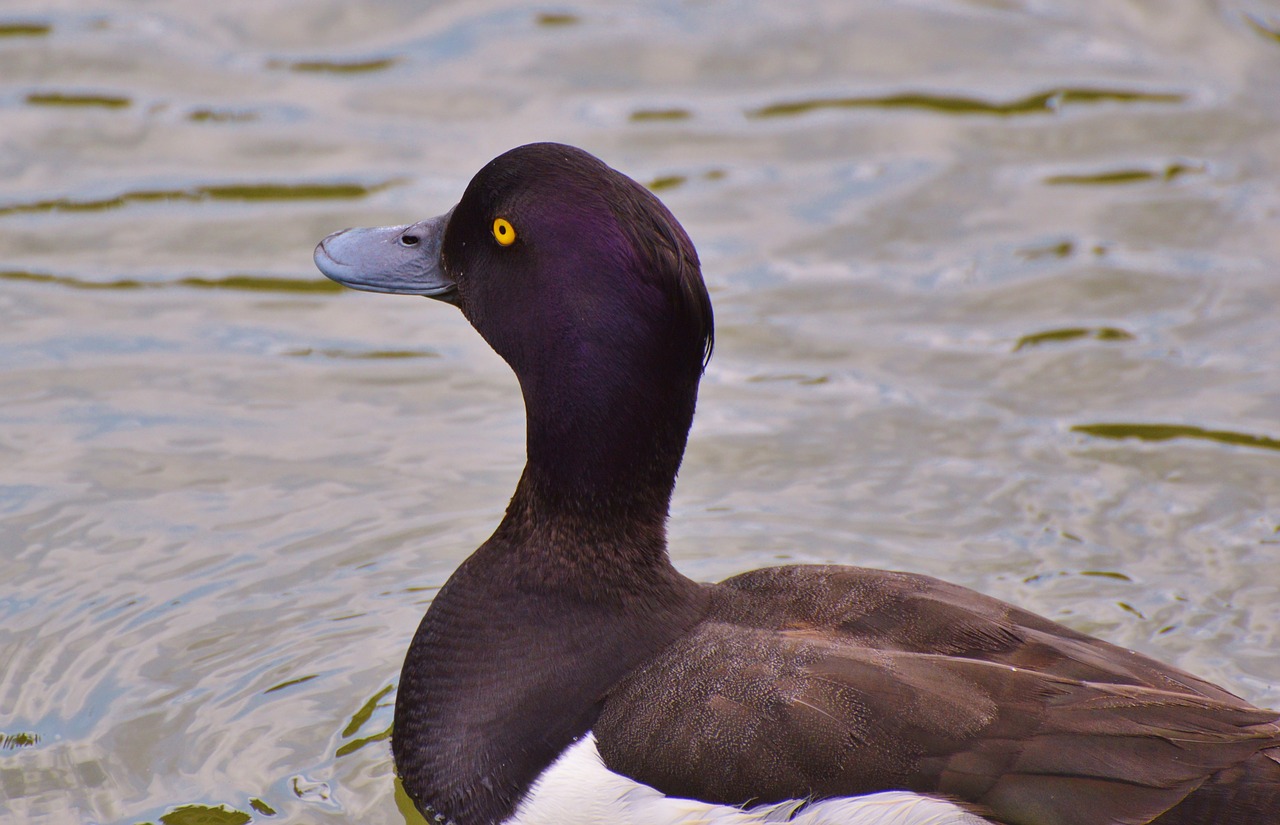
594, 565, 1280, 825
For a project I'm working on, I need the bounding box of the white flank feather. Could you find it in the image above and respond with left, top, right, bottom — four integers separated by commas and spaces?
509, 734, 993, 825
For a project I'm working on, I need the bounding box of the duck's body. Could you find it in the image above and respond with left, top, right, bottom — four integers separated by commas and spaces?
314, 143, 1280, 825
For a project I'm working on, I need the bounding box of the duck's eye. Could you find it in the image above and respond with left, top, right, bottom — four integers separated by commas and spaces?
491, 217, 516, 247
400, 234, 419, 247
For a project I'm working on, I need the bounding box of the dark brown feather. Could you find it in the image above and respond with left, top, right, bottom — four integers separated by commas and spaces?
594, 565, 1280, 825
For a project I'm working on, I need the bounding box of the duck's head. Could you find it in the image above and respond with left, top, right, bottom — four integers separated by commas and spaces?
315, 143, 714, 506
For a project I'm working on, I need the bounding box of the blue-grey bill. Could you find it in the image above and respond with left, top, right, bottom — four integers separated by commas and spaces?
313, 210, 458, 304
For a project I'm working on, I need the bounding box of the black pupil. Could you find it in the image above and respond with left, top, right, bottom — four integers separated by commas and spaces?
401, 234, 419, 246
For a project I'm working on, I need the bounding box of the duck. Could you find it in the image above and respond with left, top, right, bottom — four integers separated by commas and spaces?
314, 142, 1280, 825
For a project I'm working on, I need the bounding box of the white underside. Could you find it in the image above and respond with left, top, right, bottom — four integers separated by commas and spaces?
509, 734, 993, 825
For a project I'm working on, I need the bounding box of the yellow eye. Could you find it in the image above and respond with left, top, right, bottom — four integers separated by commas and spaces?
492, 217, 516, 247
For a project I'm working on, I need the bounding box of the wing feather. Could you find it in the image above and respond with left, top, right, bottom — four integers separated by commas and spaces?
594, 567, 1280, 825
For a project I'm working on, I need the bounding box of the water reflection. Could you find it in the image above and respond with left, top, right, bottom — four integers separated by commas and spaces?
0, 181, 399, 217
748, 87, 1187, 119
1073, 423, 1280, 453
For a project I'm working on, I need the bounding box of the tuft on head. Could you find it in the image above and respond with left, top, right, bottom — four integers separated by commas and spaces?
606, 160, 715, 371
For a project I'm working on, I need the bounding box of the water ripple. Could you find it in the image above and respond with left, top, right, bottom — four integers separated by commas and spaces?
748, 87, 1186, 119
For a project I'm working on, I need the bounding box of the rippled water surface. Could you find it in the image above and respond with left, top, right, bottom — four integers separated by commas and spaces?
3, 2, 1280, 823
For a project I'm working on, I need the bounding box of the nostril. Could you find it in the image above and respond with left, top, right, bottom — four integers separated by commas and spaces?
400, 234, 420, 246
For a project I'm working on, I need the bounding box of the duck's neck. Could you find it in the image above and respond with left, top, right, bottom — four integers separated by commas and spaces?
518, 352, 701, 526
393, 365, 708, 825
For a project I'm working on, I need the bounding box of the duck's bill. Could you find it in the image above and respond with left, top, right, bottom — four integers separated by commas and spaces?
313, 210, 458, 305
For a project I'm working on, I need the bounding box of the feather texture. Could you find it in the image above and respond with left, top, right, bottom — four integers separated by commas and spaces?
595, 567, 1280, 825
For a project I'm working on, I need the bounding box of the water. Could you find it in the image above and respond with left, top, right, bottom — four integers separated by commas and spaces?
3, 2, 1279, 823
